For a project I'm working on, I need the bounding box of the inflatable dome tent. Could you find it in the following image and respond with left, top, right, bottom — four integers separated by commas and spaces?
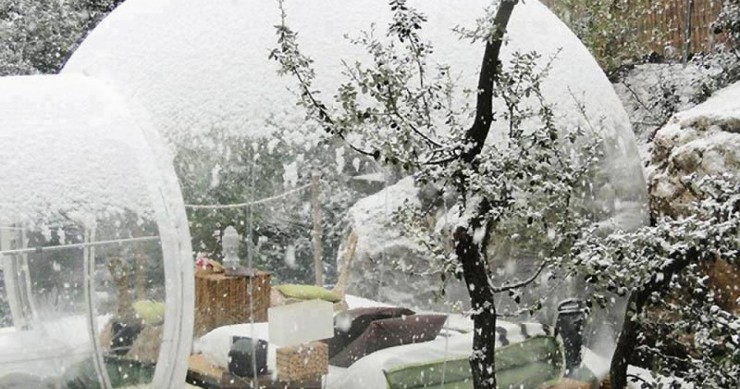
0, 75, 194, 387
1, 0, 648, 387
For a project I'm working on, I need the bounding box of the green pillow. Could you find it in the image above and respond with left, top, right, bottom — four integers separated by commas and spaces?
384, 336, 565, 389
274, 284, 342, 303
133, 300, 165, 325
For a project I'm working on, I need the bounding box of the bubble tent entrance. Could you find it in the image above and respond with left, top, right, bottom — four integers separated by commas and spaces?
0, 0, 649, 388
0, 75, 194, 388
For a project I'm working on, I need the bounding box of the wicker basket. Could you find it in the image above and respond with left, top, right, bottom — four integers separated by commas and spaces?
276, 342, 329, 381
194, 271, 271, 336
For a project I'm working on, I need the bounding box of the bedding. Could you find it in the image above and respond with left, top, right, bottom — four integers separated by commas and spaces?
193, 322, 279, 378
326, 307, 415, 358
330, 314, 447, 367
194, 296, 572, 389
325, 321, 552, 389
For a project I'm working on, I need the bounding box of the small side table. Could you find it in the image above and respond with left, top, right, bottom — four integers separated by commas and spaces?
194, 270, 272, 336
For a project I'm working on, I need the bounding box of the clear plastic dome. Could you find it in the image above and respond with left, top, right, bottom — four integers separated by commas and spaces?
0, 75, 193, 388
47, 0, 649, 387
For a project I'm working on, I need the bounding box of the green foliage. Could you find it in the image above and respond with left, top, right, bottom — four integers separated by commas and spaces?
571, 174, 739, 388
545, 0, 662, 79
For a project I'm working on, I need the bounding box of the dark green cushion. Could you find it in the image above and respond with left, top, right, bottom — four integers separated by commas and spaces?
64, 356, 155, 388
383, 336, 564, 389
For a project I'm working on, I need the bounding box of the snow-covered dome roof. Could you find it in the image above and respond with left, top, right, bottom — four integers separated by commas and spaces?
62, 1, 627, 140
0, 75, 157, 226
63, 0, 647, 216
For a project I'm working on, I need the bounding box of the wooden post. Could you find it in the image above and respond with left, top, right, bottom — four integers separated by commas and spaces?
135, 250, 147, 301
108, 257, 135, 321
311, 172, 323, 286
331, 232, 358, 298
683, 0, 693, 65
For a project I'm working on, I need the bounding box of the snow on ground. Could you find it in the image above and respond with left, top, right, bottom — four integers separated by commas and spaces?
671, 80, 740, 127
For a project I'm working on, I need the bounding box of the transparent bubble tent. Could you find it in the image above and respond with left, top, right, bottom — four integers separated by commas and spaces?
0, 0, 648, 388
0, 75, 194, 388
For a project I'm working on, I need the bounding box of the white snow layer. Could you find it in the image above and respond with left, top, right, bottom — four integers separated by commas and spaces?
646, 81, 740, 207
672, 80, 740, 128
63, 0, 641, 171
0, 75, 162, 226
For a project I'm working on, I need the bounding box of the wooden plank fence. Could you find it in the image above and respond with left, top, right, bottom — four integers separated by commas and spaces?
540, 0, 727, 58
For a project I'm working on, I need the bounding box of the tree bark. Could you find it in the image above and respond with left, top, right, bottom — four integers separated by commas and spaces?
455, 224, 498, 388
454, 2, 518, 388
609, 288, 649, 389
462, 0, 519, 162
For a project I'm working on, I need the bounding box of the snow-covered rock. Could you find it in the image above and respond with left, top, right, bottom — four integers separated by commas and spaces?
341, 177, 469, 310
646, 80, 740, 313
614, 63, 725, 153
647, 81, 740, 218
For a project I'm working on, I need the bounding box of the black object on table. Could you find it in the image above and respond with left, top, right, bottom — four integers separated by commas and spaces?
228, 336, 268, 378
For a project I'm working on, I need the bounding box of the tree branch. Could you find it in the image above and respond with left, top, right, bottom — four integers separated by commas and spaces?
461, 0, 518, 163
490, 259, 547, 292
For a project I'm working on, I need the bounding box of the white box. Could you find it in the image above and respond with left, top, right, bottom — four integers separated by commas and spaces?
268, 299, 334, 347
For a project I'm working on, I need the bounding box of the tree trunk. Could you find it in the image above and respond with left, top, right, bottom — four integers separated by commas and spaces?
455, 225, 497, 388
609, 289, 648, 389
452, 2, 518, 388
610, 249, 694, 388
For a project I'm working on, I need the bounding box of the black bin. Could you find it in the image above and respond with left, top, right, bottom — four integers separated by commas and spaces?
228, 336, 268, 378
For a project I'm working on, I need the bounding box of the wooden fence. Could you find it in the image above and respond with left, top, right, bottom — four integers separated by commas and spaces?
541, 0, 727, 58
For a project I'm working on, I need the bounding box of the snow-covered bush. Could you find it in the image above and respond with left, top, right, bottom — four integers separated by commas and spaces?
0, 0, 122, 75
572, 173, 739, 388
714, 0, 740, 49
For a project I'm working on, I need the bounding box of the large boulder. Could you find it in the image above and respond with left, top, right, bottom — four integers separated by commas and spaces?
646, 81, 740, 312
339, 178, 470, 311
647, 81, 740, 218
